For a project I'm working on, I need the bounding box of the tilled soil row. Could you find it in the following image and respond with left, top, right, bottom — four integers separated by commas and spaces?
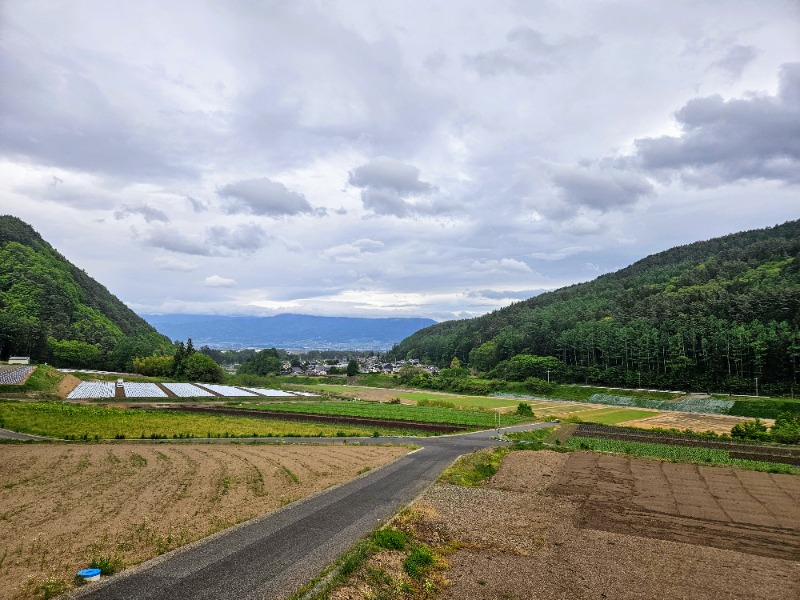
573, 423, 800, 463
148, 405, 471, 433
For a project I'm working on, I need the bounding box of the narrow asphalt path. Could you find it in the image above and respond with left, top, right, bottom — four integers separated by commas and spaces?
0, 427, 50, 441
70, 424, 552, 600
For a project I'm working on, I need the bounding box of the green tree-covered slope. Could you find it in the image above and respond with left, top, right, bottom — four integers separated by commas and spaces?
394, 220, 800, 395
0, 215, 170, 369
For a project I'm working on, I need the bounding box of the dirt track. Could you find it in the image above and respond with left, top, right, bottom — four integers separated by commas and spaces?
413, 451, 800, 599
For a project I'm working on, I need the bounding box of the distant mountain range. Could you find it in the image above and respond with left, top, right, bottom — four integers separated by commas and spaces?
142, 313, 437, 351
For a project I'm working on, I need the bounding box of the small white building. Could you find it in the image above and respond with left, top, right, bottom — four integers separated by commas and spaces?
8, 356, 30, 365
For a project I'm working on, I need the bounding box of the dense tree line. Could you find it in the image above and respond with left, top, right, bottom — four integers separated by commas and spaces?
133, 339, 224, 382
0, 216, 171, 369
394, 220, 800, 395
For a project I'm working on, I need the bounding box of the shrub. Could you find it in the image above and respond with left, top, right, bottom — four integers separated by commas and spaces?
770, 412, 800, 444
731, 418, 769, 441
515, 402, 534, 417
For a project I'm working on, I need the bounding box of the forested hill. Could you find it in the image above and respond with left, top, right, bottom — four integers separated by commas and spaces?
394, 220, 800, 395
0, 215, 170, 369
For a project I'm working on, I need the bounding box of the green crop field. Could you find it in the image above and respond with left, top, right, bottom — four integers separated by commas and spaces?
567, 437, 798, 474
0, 401, 387, 439
570, 408, 658, 425
233, 401, 531, 427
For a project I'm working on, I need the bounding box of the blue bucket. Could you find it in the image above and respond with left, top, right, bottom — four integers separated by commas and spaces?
77, 568, 102, 581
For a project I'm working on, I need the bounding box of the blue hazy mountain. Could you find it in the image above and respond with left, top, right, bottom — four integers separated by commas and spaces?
142, 313, 437, 351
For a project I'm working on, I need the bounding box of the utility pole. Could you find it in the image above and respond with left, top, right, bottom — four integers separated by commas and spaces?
496, 409, 500, 435
546, 369, 551, 384
755, 376, 759, 397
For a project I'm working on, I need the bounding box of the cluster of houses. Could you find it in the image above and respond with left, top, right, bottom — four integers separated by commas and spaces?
284, 357, 440, 377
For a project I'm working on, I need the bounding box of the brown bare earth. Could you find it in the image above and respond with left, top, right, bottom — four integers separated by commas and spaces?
415, 451, 799, 600
618, 411, 775, 434
57, 374, 81, 399
0, 443, 407, 600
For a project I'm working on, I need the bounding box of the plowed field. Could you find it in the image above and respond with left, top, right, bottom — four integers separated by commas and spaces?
550, 453, 800, 560
413, 451, 799, 600
0, 443, 407, 599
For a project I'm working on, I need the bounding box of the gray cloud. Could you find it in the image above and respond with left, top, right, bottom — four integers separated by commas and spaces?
144, 223, 270, 256
633, 62, 800, 186
551, 165, 655, 211
464, 27, 598, 78
0, 42, 199, 181
218, 178, 315, 217
206, 223, 271, 253
185, 196, 208, 212
712, 44, 758, 79
349, 157, 440, 217
349, 156, 433, 194
322, 238, 385, 263
114, 204, 170, 223
144, 227, 213, 256
360, 188, 412, 217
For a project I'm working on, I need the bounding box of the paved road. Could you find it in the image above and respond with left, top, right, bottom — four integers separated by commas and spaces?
0, 427, 50, 441
71, 424, 551, 600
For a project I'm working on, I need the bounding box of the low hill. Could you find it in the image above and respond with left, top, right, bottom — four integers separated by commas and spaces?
0, 215, 170, 369
394, 220, 800, 396
143, 313, 437, 351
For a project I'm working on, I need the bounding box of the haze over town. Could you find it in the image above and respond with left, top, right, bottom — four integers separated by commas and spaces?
1, 1, 798, 321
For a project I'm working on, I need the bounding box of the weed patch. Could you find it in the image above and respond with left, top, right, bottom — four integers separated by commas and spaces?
440, 447, 510, 487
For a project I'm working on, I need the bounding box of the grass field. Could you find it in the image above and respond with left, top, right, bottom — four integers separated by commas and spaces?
232, 401, 532, 427
0, 401, 387, 439
562, 407, 659, 424
566, 437, 798, 474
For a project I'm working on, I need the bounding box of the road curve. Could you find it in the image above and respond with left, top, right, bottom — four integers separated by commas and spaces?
69, 424, 551, 600
0, 427, 50, 441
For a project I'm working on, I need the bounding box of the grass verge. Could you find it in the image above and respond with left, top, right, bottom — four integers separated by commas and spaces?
294, 510, 451, 600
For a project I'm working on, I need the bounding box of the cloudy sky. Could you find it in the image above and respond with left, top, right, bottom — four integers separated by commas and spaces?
1, 1, 798, 321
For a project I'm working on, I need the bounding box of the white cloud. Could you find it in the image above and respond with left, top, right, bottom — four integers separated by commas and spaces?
204, 275, 237, 288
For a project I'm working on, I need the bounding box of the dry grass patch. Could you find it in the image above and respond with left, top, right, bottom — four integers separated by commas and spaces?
0, 442, 407, 599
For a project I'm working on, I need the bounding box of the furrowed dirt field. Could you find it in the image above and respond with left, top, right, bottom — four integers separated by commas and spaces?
413, 451, 800, 600
0, 442, 408, 600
